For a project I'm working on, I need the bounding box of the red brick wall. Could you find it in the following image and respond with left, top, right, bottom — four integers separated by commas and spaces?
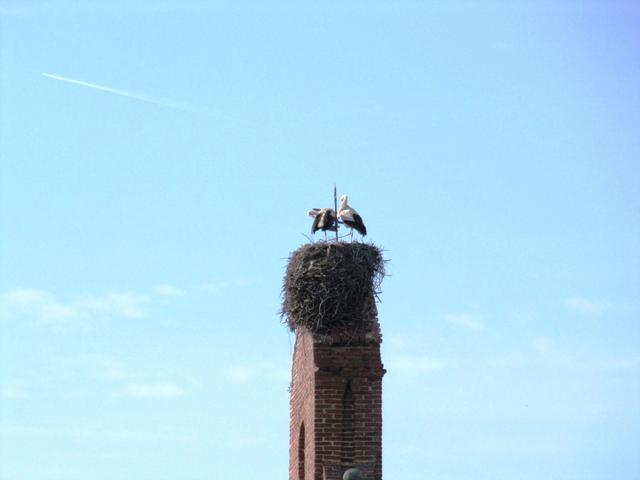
289, 329, 384, 480
289, 330, 316, 480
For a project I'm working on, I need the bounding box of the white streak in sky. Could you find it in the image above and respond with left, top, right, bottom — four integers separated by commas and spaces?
42, 72, 194, 112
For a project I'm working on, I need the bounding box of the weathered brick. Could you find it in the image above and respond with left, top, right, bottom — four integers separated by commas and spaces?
289, 328, 385, 480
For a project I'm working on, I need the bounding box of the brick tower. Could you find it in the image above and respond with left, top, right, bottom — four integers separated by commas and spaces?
288, 326, 385, 480
283, 243, 386, 480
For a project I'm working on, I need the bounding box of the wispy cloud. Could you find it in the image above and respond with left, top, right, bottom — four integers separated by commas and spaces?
563, 297, 610, 316
0, 284, 181, 328
153, 284, 186, 298
93, 356, 194, 400
83, 292, 149, 318
124, 382, 184, 398
445, 312, 486, 331
1, 280, 251, 328
42, 73, 202, 113
0, 288, 150, 327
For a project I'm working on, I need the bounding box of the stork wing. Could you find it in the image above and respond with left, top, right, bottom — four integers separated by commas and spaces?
351, 213, 367, 236
311, 213, 322, 234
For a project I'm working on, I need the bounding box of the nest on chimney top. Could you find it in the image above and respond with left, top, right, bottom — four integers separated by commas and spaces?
281, 242, 385, 338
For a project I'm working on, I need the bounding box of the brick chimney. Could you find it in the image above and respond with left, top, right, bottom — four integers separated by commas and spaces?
288, 324, 385, 480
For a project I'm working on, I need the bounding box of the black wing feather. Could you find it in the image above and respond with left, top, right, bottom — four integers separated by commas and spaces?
351, 213, 367, 236
320, 210, 337, 231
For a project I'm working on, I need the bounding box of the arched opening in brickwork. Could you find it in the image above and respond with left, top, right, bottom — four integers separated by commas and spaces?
341, 381, 355, 465
298, 422, 306, 480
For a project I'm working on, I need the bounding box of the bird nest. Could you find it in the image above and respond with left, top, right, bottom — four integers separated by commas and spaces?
281, 242, 385, 336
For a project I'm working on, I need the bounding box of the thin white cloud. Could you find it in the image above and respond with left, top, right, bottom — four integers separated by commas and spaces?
0, 280, 248, 328
83, 292, 149, 318
563, 297, 610, 316
1, 288, 50, 305
0, 284, 192, 327
153, 284, 186, 298
95, 356, 196, 399
0, 288, 150, 326
42, 73, 202, 114
0, 288, 79, 326
124, 382, 184, 398
446, 312, 486, 331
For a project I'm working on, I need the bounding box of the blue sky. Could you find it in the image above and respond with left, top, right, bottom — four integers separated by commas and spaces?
1, 1, 639, 479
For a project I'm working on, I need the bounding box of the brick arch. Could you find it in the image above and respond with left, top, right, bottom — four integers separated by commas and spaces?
341, 381, 355, 465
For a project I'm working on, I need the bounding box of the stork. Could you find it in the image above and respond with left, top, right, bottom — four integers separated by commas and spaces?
338, 195, 367, 240
307, 208, 337, 240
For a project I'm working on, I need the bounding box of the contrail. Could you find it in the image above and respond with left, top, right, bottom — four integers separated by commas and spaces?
42, 72, 192, 112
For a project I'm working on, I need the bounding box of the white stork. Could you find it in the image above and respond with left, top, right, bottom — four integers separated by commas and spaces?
307, 208, 337, 239
338, 195, 367, 240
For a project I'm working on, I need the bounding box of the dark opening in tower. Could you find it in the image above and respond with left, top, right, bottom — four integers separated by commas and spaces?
341, 382, 355, 465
